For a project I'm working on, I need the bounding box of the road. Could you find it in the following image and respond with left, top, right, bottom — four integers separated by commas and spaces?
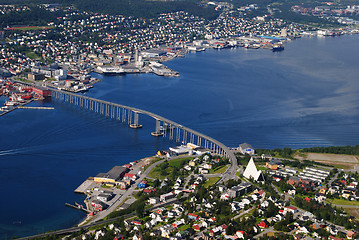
253, 227, 276, 239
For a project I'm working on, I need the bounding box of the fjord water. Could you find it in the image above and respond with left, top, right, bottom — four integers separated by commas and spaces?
1, 34, 359, 238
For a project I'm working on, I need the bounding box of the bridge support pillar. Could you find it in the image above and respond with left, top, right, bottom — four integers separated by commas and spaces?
130, 111, 142, 129
117, 107, 121, 120
176, 127, 180, 142
151, 119, 163, 136
122, 108, 126, 122
182, 130, 187, 144
169, 125, 174, 140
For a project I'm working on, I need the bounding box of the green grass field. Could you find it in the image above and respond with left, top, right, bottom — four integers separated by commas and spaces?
209, 165, 229, 174
327, 198, 359, 206
203, 177, 221, 188
148, 157, 193, 179
25, 51, 40, 59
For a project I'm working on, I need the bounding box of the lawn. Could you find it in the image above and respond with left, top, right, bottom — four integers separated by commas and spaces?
209, 165, 229, 174
25, 51, 40, 59
169, 157, 193, 168
148, 157, 194, 179
327, 198, 359, 206
203, 177, 221, 188
178, 224, 191, 231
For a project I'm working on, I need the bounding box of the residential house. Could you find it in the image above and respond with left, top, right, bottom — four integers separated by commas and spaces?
258, 220, 269, 228
132, 219, 143, 226
160, 192, 176, 202
91, 200, 108, 211
236, 231, 246, 239
149, 197, 160, 205
188, 213, 200, 221
284, 206, 298, 214
172, 219, 184, 228
137, 181, 147, 188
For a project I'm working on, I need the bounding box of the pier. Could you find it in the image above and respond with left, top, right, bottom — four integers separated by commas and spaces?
65, 202, 91, 213
17, 106, 54, 110
0, 100, 34, 117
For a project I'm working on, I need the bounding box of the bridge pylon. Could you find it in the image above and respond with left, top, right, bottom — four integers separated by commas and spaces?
151, 118, 164, 136
129, 111, 143, 129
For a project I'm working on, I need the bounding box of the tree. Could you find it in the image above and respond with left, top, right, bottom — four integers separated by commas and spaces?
135, 202, 145, 218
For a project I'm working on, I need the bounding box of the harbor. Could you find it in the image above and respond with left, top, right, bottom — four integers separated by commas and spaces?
0, 80, 52, 116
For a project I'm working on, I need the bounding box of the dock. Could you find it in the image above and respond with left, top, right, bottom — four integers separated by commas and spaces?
65, 202, 91, 213
74, 178, 95, 193
0, 100, 34, 117
17, 106, 54, 110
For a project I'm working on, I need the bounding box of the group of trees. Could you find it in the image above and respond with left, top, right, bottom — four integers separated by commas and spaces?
0, 6, 61, 28
256, 148, 293, 159
293, 196, 357, 229
302, 145, 359, 155
0, 0, 219, 23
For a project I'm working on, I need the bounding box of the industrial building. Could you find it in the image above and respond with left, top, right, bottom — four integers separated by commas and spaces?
32, 86, 52, 97
94, 166, 128, 184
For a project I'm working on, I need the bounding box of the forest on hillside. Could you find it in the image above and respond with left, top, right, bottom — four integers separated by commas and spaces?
0, 0, 219, 19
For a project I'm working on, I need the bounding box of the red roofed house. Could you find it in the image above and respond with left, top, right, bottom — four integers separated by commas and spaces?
193, 224, 201, 231
285, 206, 298, 214
304, 197, 311, 202
143, 188, 156, 194
156, 207, 165, 214
124, 173, 137, 181
209, 217, 216, 222
340, 180, 347, 185
258, 220, 269, 228
132, 219, 143, 226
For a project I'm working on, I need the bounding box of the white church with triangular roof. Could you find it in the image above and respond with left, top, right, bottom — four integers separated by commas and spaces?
243, 157, 265, 182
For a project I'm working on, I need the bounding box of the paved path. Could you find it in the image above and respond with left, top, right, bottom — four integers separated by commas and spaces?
254, 227, 276, 239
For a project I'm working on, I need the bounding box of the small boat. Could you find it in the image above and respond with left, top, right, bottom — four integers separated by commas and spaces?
5, 101, 18, 106
272, 45, 284, 52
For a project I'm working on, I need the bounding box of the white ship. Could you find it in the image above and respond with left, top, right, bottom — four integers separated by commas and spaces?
97, 66, 124, 75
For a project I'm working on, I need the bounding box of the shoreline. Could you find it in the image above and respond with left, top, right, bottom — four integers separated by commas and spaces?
73, 155, 161, 227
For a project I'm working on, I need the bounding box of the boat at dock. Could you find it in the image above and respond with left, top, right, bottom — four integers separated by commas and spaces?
96, 66, 125, 75
0, 106, 11, 111
272, 45, 284, 52
5, 101, 19, 106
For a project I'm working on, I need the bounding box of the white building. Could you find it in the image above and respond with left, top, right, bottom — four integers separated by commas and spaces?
243, 158, 265, 182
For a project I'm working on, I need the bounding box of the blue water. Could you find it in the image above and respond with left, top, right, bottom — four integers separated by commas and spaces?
1, 34, 359, 239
